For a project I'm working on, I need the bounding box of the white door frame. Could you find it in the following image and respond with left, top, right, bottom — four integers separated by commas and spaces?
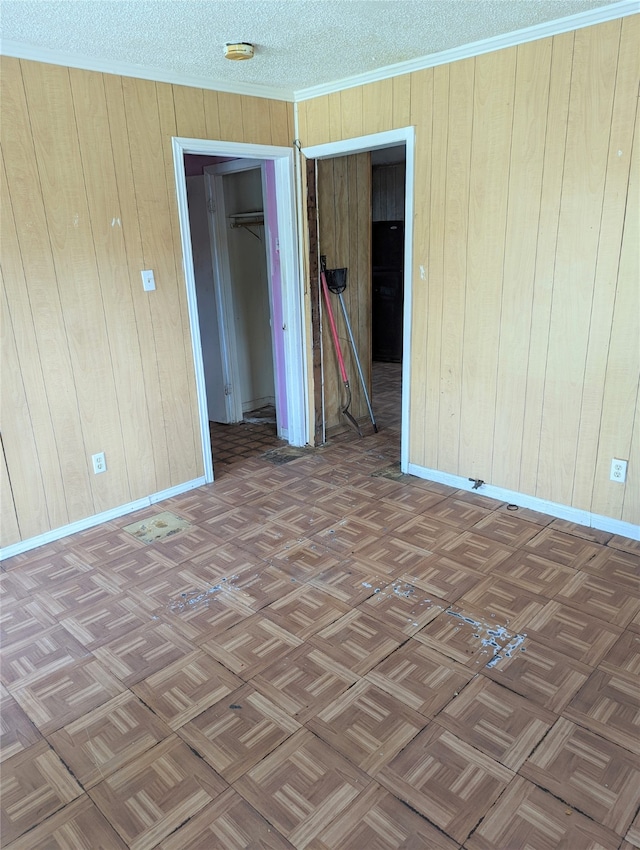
172, 138, 308, 483
301, 128, 415, 472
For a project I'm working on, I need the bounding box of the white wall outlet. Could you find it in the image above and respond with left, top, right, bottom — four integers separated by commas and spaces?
141, 270, 156, 291
610, 458, 627, 483
92, 452, 107, 474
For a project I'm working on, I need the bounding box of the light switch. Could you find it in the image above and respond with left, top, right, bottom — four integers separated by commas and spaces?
141, 270, 156, 291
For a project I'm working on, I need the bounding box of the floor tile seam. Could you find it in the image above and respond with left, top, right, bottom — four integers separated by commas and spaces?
512, 761, 637, 838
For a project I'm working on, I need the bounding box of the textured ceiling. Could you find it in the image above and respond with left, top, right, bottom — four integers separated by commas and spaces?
1, 0, 628, 98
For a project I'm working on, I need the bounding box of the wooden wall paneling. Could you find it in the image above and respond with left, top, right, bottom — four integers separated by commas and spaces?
203, 89, 222, 139
591, 112, 639, 521
296, 102, 309, 148
407, 68, 434, 463
458, 48, 516, 480
423, 63, 449, 469
392, 74, 411, 128
305, 158, 324, 445
21, 60, 129, 516
172, 85, 207, 138
346, 152, 367, 421
437, 57, 474, 475
340, 87, 363, 140
0, 154, 68, 532
328, 93, 343, 143
103, 73, 166, 494
0, 280, 50, 539
241, 95, 273, 144
0, 58, 91, 525
306, 96, 332, 147
317, 159, 340, 430
122, 77, 196, 489
573, 15, 639, 510
537, 20, 620, 505
356, 151, 372, 419
217, 91, 245, 142
269, 99, 291, 147
68, 68, 156, 503
518, 32, 574, 496
362, 79, 393, 135
0, 436, 21, 546
622, 388, 639, 525
491, 38, 552, 490
156, 82, 201, 482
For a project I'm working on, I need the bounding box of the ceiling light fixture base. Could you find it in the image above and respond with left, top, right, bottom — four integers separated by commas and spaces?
224, 43, 255, 61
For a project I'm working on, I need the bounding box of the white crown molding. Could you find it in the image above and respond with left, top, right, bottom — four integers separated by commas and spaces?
0, 39, 295, 101
407, 463, 640, 540
0, 476, 207, 560
294, 0, 639, 101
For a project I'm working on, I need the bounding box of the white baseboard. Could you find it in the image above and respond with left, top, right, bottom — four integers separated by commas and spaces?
0, 477, 207, 560
407, 464, 640, 542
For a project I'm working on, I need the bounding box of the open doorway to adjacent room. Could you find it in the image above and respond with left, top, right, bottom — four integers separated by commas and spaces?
173, 139, 307, 482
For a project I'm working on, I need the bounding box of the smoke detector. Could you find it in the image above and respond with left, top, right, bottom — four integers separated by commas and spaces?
224, 43, 255, 61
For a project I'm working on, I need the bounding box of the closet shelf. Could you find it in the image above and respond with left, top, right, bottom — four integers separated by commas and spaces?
229, 211, 264, 229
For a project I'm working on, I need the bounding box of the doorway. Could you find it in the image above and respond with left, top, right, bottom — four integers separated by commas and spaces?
172, 138, 307, 483
304, 129, 414, 468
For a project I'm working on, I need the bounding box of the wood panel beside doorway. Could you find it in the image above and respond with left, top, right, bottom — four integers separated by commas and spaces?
317, 153, 372, 436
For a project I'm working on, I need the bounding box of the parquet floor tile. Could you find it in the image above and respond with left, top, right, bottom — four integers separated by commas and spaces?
33, 570, 124, 617
355, 534, 438, 576
3, 795, 129, 849
178, 683, 300, 782
598, 630, 640, 676
91, 548, 178, 588
457, 577, 547, 631
92, 623, 196, 686
270, 539, 343, 582
436, 676, 554, 770
525, 527, 602, 567
482, 638, 591, 712
422, 497, 493, 529
489, 550, 577, 597
251, 644, 359, 722
201, 613, 302, 678
435, 532, 515, 573
264, 584, 350, 638
366, 640, 473, 716
399, 554, 484, 602
520, 717, 640, 835
0, 599, 57, 647
464, 776, 621, 850
2, 364, 638, 847
310, 782, 459, 850
359, 580, 447, 635
157, 788, 295, 849
581, 546, 640, 590
413, 609, 508, 668
309, 610, 405, 675
392, 513, 462, 552
234, 728, 371, 848
10, 659, 125, 735
0, 687, 43, 763
0, 740, 83, 843
554, 571, 640, 626
308, 562, 390, 604
523, 600, 623, 665
563, 667, 640, 754
378, 724, 513, 843
1, 625, 90, 689
306, 679, 427, 775
59, 594, 157, 649
469, 512, 542, 547
132, 650, 242, 729
88, 735, 226, 850
48, 691, 171, 788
